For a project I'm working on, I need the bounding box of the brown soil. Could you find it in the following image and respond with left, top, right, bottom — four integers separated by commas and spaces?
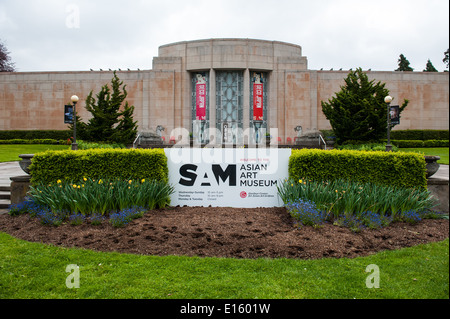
0, 206, 448, 259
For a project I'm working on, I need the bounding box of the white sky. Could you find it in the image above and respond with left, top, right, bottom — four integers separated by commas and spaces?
1, 0, 449, 72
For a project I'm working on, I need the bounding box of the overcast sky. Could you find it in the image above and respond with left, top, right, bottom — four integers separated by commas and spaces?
1, 0, 449, 72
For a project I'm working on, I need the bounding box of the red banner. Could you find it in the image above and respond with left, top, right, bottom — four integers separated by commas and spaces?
196, 83, 206, 120
253, 83, 263, 121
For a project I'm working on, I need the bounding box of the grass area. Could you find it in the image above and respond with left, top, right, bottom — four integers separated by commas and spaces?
0, 232, 448, 299
399, 147, 449, 165
0, 144, 69, 162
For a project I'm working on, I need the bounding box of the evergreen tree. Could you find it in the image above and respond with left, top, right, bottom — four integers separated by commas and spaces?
395, 54, 414, 71
74, 71, 138, 143
110, 101, 138, 145
423, 59, 438, 72
321, 68, 409, 145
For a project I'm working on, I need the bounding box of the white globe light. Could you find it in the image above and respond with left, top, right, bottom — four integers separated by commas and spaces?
384, 96, 393, 103
71, 95, 79, 103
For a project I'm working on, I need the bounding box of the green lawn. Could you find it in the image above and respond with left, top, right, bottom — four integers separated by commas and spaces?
399, 147, 449, 165
0, 232, 448, 299
0, 144, 69, 162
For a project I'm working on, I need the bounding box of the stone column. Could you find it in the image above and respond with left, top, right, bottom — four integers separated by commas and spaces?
243, 68, 250, 137
10, 175, 31, 205
208, 68, 217, 146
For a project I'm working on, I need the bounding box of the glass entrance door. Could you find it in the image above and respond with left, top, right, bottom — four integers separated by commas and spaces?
216, 71, 243, 145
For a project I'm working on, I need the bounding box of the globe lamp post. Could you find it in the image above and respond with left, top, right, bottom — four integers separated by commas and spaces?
384, 95, 393, 152
71, 95, 79, 150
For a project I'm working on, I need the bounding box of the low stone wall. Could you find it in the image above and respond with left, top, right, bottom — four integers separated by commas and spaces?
427, 178, 449, 214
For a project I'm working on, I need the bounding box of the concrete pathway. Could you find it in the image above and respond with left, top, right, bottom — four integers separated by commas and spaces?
0, 161, 25, 187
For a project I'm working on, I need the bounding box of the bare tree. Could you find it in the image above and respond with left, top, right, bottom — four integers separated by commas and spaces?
0, 40, 16, 72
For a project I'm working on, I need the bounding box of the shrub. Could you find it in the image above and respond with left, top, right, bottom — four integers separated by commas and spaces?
390, 130, 449, 141
0, 130, 72, 140
423, 140, 449, 147
288, 149, 427, 189
29, 148, 169, 185
391, 140, 424, 148
76, 140, 126, 150
337, 143, 399, 152
0, 139, 67, 145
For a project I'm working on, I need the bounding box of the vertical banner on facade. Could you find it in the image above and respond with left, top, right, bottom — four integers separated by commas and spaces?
253, 82, 263, 121
196, 74, 206, 120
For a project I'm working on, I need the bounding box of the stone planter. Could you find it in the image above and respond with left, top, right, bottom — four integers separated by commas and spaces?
18, 154, 34, 175
425, 155, 440, 178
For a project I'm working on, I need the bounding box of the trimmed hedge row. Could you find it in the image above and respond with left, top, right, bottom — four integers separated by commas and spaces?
0, 139, 70, 145
288, 149, 427, 189
390, 130, 449, 141
29, 148, 168, 185
391, 139, 449, 148
0, 130, 72, 140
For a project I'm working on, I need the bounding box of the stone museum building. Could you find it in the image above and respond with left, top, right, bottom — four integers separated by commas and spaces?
0, 38, 448, 144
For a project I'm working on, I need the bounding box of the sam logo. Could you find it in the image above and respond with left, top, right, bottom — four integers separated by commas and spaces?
179, 164, 236, 187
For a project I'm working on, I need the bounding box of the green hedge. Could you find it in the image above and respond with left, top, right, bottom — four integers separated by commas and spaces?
0, 130, 72, 140
390, 130, 449, 141
288, 149, 427, 189
29, 148, 168, 185
0, 139, 69, 145
391, 140, 449, 148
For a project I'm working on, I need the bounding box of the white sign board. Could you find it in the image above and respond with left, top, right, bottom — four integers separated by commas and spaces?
164, 148, 291, 207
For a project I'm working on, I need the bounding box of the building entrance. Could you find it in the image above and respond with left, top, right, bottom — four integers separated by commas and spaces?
216, 71, 243, 144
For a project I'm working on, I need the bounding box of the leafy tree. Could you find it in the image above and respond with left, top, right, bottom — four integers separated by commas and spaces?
395, 54, 414, 71
73, 71, 138, 144
321, 68, 409, 145
443, 49, 449, 70
0, 40, 16, 72
423, 59, 438, 72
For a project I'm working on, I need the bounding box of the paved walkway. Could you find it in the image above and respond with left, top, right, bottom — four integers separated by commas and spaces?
0, 161, 25, 187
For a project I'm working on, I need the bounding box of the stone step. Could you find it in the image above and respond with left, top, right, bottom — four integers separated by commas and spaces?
0, 193, 11, 200
0, 201, 10, 209
0, 186, 11, 192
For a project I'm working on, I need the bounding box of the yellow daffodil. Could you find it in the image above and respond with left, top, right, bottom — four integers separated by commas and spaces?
98, 179, 103, 184
83, 177, 87, 182
141, 178, 145, 183
299, 179, 302, 184
73, 184, 77, 188
57, 179, 62, 184
129, 180, 132, 184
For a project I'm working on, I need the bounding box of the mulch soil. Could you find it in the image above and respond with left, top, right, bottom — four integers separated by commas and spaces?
0, 206, 448, 259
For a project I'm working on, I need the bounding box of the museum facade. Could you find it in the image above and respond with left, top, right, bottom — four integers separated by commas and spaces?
0, 38, 448, 144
